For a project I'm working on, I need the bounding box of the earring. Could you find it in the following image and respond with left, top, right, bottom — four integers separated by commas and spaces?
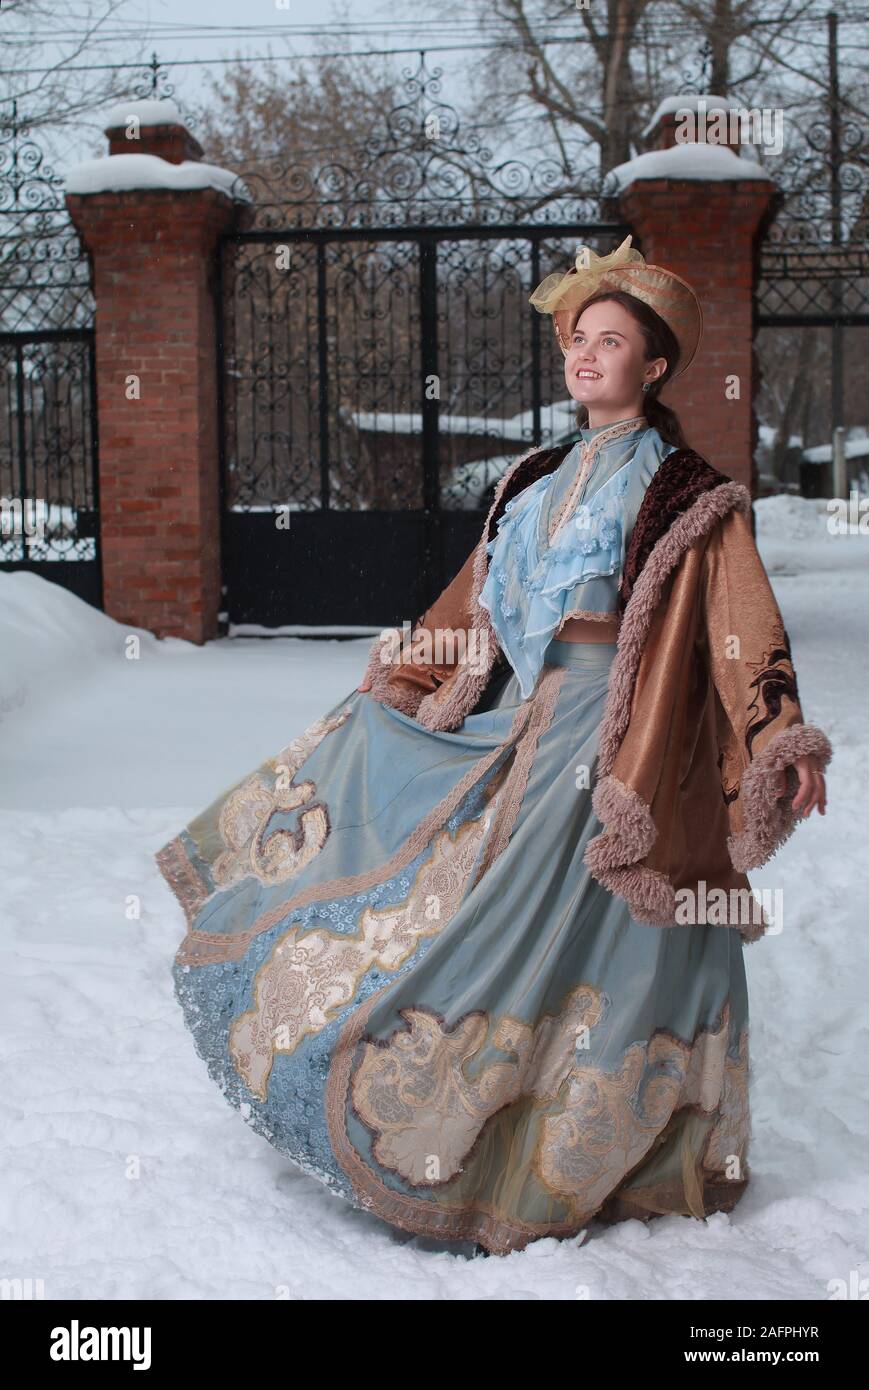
642, 382, 651, 393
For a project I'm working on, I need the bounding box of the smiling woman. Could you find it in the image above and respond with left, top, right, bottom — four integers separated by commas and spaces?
555, 289, 687, 644
157, 234, 831, 1257
569, 304, 666, 411
563, 290, 688, 441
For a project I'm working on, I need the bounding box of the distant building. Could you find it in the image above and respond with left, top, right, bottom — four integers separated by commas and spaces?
800, 430, 869, 497
349, 401, 581, 511
755, 424, 869, 498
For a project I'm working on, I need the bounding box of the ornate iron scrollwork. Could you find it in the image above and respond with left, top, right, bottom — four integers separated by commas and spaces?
225, 51, 610, 230
757, 112, 868, 319
0, 101, 94, 333
0, 105, 98, 581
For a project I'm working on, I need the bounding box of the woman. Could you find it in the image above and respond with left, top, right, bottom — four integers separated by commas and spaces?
156, 236, 831, 1257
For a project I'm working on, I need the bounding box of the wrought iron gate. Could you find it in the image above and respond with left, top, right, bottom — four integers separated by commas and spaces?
0, 103, 100, 605
0, 328, 99, 604
215, 51, 629, 628
218, 221, 629, 629
751, 10, 869, 493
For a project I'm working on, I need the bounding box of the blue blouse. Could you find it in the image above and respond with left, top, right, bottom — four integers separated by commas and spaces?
478, 417, 677, 698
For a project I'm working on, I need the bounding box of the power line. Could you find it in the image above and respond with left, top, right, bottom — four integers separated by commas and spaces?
2, 11, 869, 78
0, 41, 659, 78
16, 9, 869, 42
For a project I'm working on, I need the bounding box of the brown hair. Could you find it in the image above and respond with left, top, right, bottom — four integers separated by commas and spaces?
569, 289, 689, 449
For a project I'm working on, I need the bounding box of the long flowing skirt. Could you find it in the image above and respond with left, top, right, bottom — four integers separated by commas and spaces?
156, 637, 750, 1255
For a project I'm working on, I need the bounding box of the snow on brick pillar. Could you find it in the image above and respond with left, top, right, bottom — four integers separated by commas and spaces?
611, 96, 780, 490
65, 102, 244, 643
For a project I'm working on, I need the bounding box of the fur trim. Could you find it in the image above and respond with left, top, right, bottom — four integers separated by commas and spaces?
728, 722, 833, 871
582, 479, 751, 928
584, 776, 674, 929
619, 448, 735, 609
361, 444, 557, 723
595, 481, 751, 777
361, 633, 428, 716
415, 657, 494, 731
586, 774, 657, 867
587, 861, 677, 926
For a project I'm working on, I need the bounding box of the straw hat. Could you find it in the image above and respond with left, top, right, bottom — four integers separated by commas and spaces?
529, 234, 703, 379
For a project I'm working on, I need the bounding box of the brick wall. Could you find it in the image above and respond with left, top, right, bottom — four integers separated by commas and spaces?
618, 101, 778, 489
67, 169, 238, 642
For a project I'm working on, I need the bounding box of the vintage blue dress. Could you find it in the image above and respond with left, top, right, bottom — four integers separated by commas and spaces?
155, 416, 751, 1256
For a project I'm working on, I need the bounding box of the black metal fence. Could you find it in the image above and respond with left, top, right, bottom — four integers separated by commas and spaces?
218, 222, 633, 628
0, 103, 100, 604
752, 11, 868, 490
0, 328, 99, 601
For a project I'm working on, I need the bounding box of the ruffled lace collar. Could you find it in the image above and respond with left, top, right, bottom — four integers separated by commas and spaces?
478, 417, 667, 698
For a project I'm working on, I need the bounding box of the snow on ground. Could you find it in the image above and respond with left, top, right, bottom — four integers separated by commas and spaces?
1, 496, 867, 1300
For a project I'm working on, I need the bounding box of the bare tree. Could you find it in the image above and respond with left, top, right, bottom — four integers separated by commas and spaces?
420, 0, 865, 176
0, 0, 148, 334
0, 0, 145, 129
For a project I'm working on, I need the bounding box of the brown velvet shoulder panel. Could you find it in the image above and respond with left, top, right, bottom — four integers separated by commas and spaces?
486, 441, 574, 544
618, 448, 734, 609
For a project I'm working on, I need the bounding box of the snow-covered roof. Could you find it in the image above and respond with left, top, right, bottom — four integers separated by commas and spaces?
102, 99, 184, 133
605, 141, 776, 191
803, 432, 869, 464
441, 453, 516, 509
65, 153, 246, 199
756, 423, 804, 449
350, 400, 577, 438
642, 95, 733, 140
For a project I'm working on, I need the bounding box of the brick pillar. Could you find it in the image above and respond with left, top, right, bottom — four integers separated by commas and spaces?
616, 98, 779, 491
66, 114, 241, 641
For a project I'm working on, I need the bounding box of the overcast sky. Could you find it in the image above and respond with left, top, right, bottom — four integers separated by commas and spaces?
115, 0, 441, 76
20, 1, 869, 172
34, 0, 488, 163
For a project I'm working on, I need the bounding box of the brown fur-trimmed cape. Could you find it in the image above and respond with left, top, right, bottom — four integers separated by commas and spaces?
362, 440, 832, 938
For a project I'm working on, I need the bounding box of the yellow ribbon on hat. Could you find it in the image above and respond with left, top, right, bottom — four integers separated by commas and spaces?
529, 234, 646, 314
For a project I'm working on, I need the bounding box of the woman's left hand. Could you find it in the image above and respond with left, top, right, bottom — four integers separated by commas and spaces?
787, 755, 827, 818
